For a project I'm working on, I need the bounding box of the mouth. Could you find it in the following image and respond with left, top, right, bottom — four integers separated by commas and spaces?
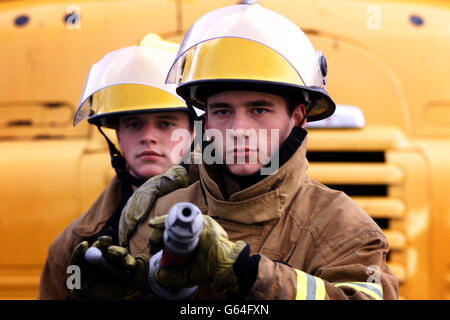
137, 150, 163, 160
226, 148, 258, 156
228, 147, 258, 152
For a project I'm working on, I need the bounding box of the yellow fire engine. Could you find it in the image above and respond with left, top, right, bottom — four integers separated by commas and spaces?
0, 0, 449, 299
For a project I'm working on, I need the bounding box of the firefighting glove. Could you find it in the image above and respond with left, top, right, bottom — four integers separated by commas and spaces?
118, 165, 190, 247
148, 215, 247, 294
69, 236, 149, 300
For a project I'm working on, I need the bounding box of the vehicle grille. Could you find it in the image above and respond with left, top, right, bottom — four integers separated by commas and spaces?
306, 127, 408, 293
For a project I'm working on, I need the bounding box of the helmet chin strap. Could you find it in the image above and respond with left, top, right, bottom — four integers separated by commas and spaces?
96, 126, 146, 188
299, 94, 317, 127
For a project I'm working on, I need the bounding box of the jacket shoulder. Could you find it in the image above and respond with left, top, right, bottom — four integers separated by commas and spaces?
295, 177, 388, 258
303, 176, 383, 232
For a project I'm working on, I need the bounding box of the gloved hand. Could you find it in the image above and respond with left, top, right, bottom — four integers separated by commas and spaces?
69, 236, 149, 300
148, 215, 247, 294
118, 165, 190, 247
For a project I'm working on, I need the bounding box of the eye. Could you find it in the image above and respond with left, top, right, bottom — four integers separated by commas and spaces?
253, 108, 268, 115
125, 121, 141, 130
160, 121, 175, 129
213, 109, 231, 117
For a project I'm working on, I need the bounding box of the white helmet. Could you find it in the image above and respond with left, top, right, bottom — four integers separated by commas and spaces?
166, 4, 335, 121
74, 33, 202, 127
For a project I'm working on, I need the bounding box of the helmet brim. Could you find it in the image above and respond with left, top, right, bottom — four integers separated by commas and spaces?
87, 107, 191, 129
176, 79, 335, 122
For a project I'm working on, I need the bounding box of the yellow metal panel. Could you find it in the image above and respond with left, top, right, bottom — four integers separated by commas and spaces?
307, 127, 409, 151
307, 163, 403, 185
388, 150, 431, 299
425, 102, 450, 126
0, 268, 40, 300
0, 140, 87, 299
388, 263, 406, 283
0, 101, 88, 139
180, 0, 237, 31
413, 140, 450, 300
265, 0, 450, 137
0, 0, 178, 132
352, 197, 405, 219
0, 0, 448, 301
0, 0, 179, 299
383, 230, 406, 251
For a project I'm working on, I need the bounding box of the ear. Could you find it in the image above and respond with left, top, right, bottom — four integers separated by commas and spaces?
291, 103, 307, 128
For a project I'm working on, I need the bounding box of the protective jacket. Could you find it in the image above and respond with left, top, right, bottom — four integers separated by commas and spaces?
38, 177, 124, 299
129, 137, 399, 300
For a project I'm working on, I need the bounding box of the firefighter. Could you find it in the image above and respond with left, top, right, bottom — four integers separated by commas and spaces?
75, 4, 399, 300
38, 34, 199, 299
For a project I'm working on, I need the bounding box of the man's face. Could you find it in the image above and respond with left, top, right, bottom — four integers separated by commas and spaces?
206, 90, 305, 176
117, 112, 192, 181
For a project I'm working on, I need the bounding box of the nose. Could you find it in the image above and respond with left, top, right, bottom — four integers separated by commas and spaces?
227, 111, 254, 145
230, 110, 250, 131
140, 122, 158, 145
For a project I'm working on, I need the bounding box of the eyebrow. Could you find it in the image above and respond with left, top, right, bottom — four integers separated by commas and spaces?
244, 100, 275, 107
208, 102, 232, 109
208, 100, 275, 109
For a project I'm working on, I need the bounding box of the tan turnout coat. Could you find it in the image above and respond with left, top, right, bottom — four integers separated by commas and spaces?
129, 138, 399, 300
39, 137, 398, 300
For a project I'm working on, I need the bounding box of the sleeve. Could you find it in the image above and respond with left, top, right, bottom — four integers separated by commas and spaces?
38, 219, 88, 300
244, 229, 399, 300
38, 239, 72, 300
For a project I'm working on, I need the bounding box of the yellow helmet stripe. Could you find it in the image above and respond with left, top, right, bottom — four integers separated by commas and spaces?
92, 84, 186, 117
181, 38, 305, 86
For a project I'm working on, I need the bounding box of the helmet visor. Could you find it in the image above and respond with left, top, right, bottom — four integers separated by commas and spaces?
166, 4, 323, 89
74, 46, 183, 126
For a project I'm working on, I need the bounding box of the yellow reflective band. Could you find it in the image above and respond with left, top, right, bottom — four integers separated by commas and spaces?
315, 276, 326, 300
295, 269, 308, 300
294, 269, 326, 300
333, 282, 383, 300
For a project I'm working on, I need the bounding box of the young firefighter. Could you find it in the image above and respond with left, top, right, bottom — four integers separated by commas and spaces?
75, 4, 399, 300
38, 34, 198, 299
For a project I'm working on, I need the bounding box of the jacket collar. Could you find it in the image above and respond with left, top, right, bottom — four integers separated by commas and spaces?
199, 136, 309, 224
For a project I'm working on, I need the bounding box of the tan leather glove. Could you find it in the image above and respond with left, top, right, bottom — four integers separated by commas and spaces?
148, 215, 247, 294
69, 236, 149, 300
118, 165, 189, 247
